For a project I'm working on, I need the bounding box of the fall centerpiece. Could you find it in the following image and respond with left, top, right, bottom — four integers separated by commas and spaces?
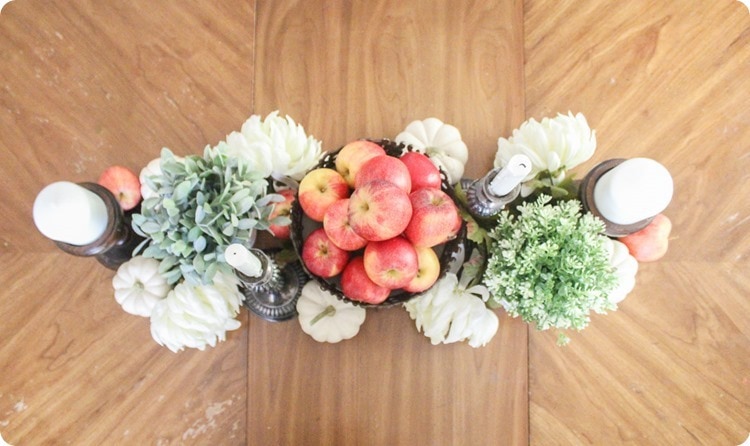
32, 111, 673, 351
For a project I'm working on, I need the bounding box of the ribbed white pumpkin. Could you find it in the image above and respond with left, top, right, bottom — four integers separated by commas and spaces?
112, 256, 171, 317
296, 282, 366, 343
603, 237, 639, 304
395, 118, 469, 185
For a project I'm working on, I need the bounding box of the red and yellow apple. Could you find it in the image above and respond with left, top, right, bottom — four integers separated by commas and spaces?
341, 256, 391, 304
354, 155, 412, 193
400, 151, 442, 191
268, 189, 295, 240
97, 165, 142, 211
619, 213, 672, 262
348, 180, 412, 241
335, 140, 386, 187
403, 246, 441, 293
363, 237, 418, 289
404, 188, 461, 248
301, 228, 350, 278
323, 198, 368, 251
298, 168, 350, 222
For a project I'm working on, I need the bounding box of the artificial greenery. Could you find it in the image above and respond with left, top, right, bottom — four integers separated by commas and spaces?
482, 194, 617, 344
132, 147, 284, 285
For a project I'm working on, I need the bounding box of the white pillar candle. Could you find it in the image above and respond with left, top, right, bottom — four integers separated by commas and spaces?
489, 154, 532, 196
225, 243, 263, 277
593, 158, 673, 225
33, 181, 109, 246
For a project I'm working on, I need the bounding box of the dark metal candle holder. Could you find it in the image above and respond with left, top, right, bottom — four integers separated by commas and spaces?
463, 168, 522, 219
235, 249, 308, 322
579, 159, 654, 237
54, 182, 144, 270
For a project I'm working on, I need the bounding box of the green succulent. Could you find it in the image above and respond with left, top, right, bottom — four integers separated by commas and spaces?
132, 146, 285, 285
483, 194, 617, 344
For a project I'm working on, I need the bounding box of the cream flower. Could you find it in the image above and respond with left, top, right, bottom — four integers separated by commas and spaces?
395, 117, 469, 185
494, 112, 596, 192
404, 273, 498, 348
149, 271, 244, 352
139, 153, 184, 200
221, 111, 322, 181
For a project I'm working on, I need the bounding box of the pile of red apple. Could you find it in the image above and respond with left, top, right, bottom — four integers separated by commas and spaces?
297, 140, 462, 305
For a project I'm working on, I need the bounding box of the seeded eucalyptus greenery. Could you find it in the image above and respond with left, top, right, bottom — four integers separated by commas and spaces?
482, 194, 617, 344
132, 147, 285, 285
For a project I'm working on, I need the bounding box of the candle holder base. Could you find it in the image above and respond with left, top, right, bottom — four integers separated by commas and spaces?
239, 250, 309, 322
579, 159, 653, 237
54, 182, 144, 269
463, 171, 520, 219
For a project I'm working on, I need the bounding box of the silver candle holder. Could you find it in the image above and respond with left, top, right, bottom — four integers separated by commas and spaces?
462, 169, 522, 219
231, 248, 308, 322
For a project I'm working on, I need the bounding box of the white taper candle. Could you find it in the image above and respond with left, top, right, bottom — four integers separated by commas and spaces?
225, 243, 263, 277
489, 154, 532, 196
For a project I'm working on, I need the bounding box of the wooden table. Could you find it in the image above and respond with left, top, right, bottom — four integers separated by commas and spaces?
0, 1, 748, 444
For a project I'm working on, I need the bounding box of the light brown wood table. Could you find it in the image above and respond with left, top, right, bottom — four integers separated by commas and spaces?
0, 1, 747, 445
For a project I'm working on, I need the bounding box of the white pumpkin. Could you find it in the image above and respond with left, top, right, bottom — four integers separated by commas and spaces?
395, 118, 469, 185
603, 237, 639, 304
112, 256, 172, 317
296, 281, 366, 343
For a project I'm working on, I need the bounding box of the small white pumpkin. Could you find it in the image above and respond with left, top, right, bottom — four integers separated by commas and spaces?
603, 237, 639, 304
296, 281, 366, 343
112, 256, 172, 317
395, 118, 469, 185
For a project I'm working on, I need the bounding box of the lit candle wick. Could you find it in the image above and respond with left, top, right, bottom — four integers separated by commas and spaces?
489, 154, 532, 196
225, 243, 263, 277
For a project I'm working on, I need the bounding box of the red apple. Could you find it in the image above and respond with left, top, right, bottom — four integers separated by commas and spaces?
363, 237, 418, 289
404, 188, 461, 248
403, 246, 441, 293
619, 214, 672, 262
298, 168, 350, 222
301, 228, 350, 278
354, 155, 412, 193
323, 198, 368, 251
348, 180, 412, 241
335, 140, 386, 187
400, 152, 442, 191
268, 189, 295, 240
97, 165, 142, 211
341, 256, 390, 305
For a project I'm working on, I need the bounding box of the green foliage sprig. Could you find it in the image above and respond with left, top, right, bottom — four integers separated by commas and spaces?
483, 194, 617, 344
132, 147, 283, 285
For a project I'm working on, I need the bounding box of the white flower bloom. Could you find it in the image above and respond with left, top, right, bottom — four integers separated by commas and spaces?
395, 117, 469, 185
494, 112, 596, 189
222, 111, 322, 181
139, 153, 184, 200
404, 273, 498, 348
149, 271, 244, 352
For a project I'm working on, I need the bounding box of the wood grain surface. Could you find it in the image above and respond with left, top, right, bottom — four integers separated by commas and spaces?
525, 1, 750, 444
0, 0, 748, 445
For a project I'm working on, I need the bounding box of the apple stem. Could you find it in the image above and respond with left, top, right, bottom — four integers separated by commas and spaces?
310, 305, 336, 325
